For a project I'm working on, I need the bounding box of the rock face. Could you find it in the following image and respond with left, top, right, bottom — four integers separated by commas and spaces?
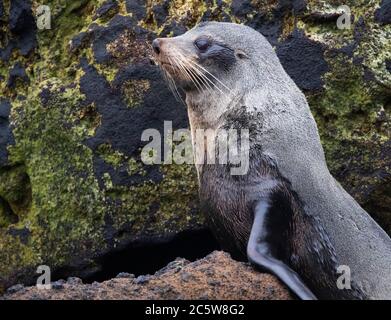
1, 251, 293, 300
0, 0, 390, 291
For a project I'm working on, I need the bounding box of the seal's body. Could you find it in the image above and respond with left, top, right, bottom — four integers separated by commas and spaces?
152, 22, 391, 300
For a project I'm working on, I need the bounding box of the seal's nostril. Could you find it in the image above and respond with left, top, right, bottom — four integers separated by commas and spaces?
152, 39, 160, 54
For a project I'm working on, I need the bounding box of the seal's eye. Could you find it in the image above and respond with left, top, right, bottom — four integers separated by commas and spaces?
194, 37, 210, 52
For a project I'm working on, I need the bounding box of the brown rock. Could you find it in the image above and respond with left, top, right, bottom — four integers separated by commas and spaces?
0, 251, 292, 300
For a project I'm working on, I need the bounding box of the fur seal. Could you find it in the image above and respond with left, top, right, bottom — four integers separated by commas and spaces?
152, 21, 391, 300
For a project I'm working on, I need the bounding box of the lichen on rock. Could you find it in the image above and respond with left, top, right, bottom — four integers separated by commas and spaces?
0, 0, 201, 291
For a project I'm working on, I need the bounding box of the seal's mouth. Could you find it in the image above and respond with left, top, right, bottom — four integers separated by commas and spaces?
160, 62, 171, 67
151, 54, 171, 68
153, 51, 189, 90
151, 48, 179, 78
155, 57, 181, 79
159, 61, 175, 70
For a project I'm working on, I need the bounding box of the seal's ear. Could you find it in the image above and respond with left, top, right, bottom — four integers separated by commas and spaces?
235, 49, 249, 59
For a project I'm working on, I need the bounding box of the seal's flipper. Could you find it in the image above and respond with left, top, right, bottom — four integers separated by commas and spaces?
247, 200, 317, 300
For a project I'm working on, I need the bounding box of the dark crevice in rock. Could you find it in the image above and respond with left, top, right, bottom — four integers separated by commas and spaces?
0, 196, 19, 227
0, 165, 32, 219
7, 226, 31, 245
0, 98, 14, 166
7, 62, 29, 88
53, 228, 221, 284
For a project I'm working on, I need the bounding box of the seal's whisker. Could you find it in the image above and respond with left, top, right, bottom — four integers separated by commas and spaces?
176, 58, 202, 91
166, 74, 179, 100
168, 50, 201, 91
161, 68, 176, 97
183, 59, 213, 93
169, 75, 184, 104
177, 53, 225, 95
190, 68, 212, 93
186, 58, 232, 94
173, 52, 204, 93
190, 65, 219, 94
169, 52, 191, 82
189, 63, 224, 95
175, 52, 210, 94
190, 64, 226, 95
160, 67, 175, 96
174, 49, 210, 94
182, 63, 204, 93
164, 56, 185, 104
175, 51, 217, 94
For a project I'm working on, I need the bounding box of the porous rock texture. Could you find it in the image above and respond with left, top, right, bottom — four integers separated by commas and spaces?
1, 251, 293, 300
0, 0, 390, 291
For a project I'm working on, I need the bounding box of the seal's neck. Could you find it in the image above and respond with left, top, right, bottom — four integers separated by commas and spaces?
185, 89, 242, 129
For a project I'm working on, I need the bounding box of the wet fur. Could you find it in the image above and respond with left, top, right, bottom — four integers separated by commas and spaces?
197, 106, 365, 299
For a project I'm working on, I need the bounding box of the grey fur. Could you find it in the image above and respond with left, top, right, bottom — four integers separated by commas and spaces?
154, 22, 391, 299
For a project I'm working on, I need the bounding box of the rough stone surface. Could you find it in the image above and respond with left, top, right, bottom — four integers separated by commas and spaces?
7, 62, 29, 88
0, 251, 293, 300
0, 0, 390, 292
0, 98, 14, 166
375, 0, 391, 25
276, 29, 328, 91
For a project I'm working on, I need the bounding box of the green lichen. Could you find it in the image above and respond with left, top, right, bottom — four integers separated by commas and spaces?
0, 81, 108, 288
96, 143, 126, 169
121, 79, 151, 107
307, 51, 390, 232
0, 0, 203, 292
102, 172, 114, 190
5, 82, 106, 261
127, 158, 147, 176
140, 0, 233, 34
354, 28, 391, 88
106, 162, 200, 235
303, 1, 391, 82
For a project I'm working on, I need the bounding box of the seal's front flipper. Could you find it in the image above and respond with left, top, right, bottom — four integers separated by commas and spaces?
247, 200, 317, 300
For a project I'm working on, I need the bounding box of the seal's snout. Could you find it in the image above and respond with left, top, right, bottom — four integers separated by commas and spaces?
152, 39, 161, 55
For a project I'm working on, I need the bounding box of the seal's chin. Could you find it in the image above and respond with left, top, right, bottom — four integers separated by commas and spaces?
173, 77, 198, 92
173, 78, 196, 92
180, 81, 198, 92
160, 61, 174, 70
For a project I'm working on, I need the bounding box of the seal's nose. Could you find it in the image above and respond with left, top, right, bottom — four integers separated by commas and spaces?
152, 39, 160, 54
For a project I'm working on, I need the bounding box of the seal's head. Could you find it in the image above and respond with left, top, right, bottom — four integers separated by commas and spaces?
152, 22, 285, 99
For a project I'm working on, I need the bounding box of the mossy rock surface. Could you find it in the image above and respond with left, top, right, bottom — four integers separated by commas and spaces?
0, 0, 390, 290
